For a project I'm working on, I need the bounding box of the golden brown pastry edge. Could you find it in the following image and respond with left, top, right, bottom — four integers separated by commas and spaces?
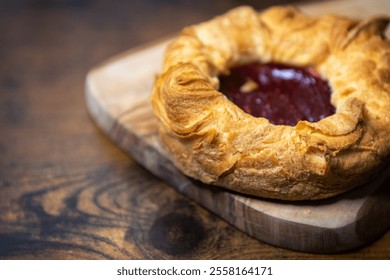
151, 5, 390, 200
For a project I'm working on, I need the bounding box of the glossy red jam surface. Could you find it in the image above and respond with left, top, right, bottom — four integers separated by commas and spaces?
219, 62, 335, 126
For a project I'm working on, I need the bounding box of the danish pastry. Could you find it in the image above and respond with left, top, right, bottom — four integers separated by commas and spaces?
151, 6, 390, 200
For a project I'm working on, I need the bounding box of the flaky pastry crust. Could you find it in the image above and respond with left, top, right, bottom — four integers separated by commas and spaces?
151, 6, 390, 200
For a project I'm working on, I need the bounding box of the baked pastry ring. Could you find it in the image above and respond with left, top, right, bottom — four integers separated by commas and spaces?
151, 6, 390, 200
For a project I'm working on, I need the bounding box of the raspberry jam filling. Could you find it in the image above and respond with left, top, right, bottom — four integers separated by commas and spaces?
219, 62, 335, 126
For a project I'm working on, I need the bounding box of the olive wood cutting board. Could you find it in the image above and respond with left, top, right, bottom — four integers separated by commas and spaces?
85, 0, 390, 253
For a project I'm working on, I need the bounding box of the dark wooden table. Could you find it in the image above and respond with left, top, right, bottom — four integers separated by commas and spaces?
1, 0, 389, 259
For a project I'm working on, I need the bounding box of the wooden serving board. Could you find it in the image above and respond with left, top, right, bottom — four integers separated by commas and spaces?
85, 0, 390, 253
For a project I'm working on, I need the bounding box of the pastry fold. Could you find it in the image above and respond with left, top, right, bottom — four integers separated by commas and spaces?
151, 6, 390, 200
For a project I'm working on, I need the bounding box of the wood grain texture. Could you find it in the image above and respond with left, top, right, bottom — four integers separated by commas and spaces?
1, 0, 390, 259
85, 36, 390, 253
